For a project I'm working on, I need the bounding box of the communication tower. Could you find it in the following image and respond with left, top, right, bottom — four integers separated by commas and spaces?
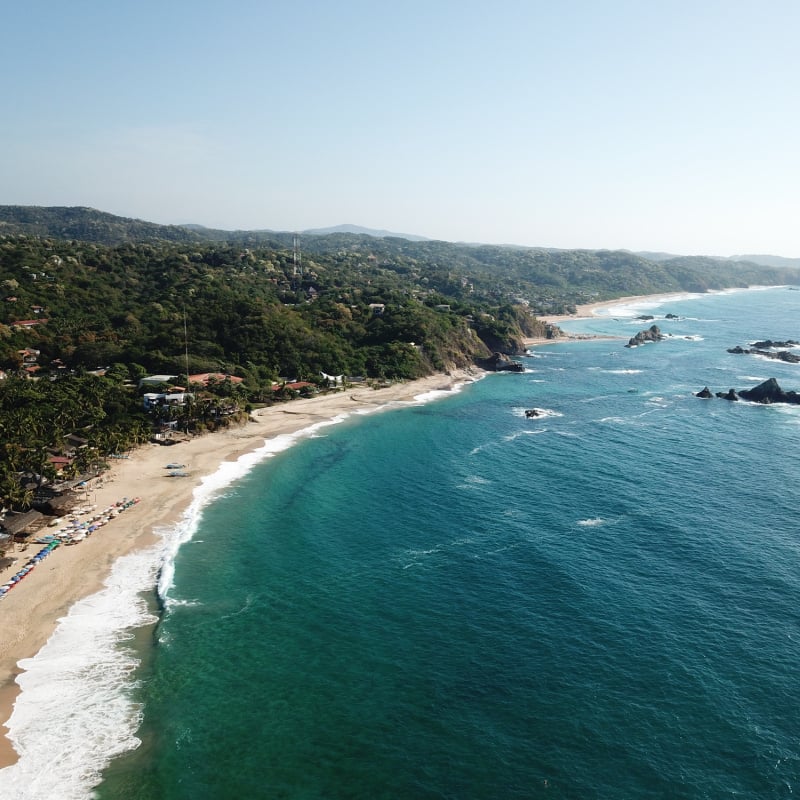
292, 233, 302, 285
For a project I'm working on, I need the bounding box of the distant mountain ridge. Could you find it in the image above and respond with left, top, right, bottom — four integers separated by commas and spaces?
0, 205, 201, 244
0, 207, 796, 270
728, 254, 800, 269
634, 250, 800, 269
302, 224, 429, 241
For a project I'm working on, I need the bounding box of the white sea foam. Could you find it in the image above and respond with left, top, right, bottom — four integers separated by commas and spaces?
412, 375, 478, 404
577, 517, 607, 526
502, 428, 549, 443
592, 293, 699, 319
0, 546, 161, 800
458, 474, 492, 489
603, 369, 643, 375
0, 381, 471, 798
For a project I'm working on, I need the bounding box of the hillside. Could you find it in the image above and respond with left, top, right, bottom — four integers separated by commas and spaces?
0, 206, 203, 244
0, 205, 798, 386
1, 205, 798, 512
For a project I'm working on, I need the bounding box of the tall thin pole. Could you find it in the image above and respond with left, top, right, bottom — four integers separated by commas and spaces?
292, 233, 302, 287
183, 307, 190, 378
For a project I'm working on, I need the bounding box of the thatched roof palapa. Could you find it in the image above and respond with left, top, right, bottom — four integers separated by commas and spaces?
41, 491, 82, 516
1, 510, 44, 537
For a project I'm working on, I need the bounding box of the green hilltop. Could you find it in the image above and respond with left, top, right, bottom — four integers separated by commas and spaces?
1, 205, 798, 514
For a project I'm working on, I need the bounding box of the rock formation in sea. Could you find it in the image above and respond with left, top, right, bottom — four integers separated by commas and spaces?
625, 325, 665, 348
738, 378, 800, 404
695, 378, 799, 404
727, 343, 800, 363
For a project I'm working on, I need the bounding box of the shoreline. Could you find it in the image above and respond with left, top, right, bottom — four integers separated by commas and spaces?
541, 291, 695, 325
524, 291, 695, 346
0, 368, 482, 768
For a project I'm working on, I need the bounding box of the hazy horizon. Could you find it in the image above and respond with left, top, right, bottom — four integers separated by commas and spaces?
3, 1, 799, 258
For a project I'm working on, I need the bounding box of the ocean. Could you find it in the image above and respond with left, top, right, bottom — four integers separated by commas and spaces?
2, 286, 800, 799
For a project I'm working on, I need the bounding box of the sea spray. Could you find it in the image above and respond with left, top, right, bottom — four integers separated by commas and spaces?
0, 547, 161, 800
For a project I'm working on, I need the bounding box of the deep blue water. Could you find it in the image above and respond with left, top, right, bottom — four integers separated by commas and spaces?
34, 288, 800, 798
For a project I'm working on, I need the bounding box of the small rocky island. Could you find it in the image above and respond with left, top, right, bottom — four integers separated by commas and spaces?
695, 378, 800, 404
625, 325, 665, 348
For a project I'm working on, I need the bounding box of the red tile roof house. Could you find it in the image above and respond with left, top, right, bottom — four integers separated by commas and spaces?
48, 455, 74, 476
11, 319, 48, 328
18, 348, 40, 364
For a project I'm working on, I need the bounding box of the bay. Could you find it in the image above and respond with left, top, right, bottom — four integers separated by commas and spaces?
35, 287, 800, 798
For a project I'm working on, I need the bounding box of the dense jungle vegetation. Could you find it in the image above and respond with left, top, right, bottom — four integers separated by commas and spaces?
1, 205, 798, 512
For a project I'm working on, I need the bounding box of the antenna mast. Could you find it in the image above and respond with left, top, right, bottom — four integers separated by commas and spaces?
292, 233, 302, 287
183, 307, 190, 378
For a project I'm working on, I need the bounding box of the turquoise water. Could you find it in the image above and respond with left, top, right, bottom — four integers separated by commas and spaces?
4, 287, 800, 799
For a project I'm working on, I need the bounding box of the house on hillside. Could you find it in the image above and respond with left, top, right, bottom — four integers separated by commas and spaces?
48, 455, 74, 476
11, 319, 48, 329
63, 434, 89, 455
18, 348, 40, 365
143, 392, 193, 410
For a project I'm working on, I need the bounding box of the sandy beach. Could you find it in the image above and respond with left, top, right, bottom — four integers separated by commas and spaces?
541, 291, 692, 325
0, 368, 482, 767
523, 292, 692, 346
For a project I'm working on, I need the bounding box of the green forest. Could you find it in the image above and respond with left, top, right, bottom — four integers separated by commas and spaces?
1, 205, 799, 514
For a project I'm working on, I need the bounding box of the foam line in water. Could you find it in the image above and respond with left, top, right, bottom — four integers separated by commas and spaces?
0, 546, 160, 800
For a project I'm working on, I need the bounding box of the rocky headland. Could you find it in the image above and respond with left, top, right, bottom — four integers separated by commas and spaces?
480, 352, 525, 372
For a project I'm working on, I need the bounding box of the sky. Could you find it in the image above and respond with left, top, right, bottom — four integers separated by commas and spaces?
2, 0, 799, 256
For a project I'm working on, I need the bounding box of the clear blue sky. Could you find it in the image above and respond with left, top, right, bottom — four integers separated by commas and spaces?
3, 1, 798, 256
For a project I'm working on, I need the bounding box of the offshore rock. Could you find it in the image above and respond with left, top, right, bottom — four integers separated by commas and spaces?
695, 379, 799, 404
738, 378, 800, 404
727, 344, 800, 363
751, 340, 799, 349
625, 325, 665, 348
